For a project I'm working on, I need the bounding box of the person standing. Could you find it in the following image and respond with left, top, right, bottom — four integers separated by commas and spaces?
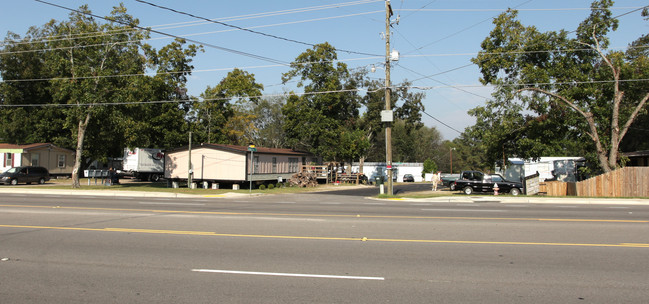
431, 171, 441, 191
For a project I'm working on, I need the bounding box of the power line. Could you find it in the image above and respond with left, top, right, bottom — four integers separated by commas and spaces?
421, 110, 463, 134
3, 43, 647, 83
399, 6, 646, 12
0, 87, 383, 108
404, 0, 534, 54
6, 78, 649, 108
397, 64, 490, 99
134, 0, 381, 57
1, 55, 382, 83
1, 10, 383, 57
152, 0, 383, 30
2, 0, 382, 47
32, 0, 289, 66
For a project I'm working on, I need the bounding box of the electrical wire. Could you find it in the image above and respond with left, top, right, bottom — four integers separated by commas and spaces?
397, 64, 489, 99
3, 43, 646, 83
2, 0, 382, 47
4, 78, 649, 108
134, 0, 380, 57
1, 55, 383, 83
421, 110, 463, 134
32, 0, 289, 66
0, 87, 383, 108
0, 11, 383, 57
399, 6, 646, 12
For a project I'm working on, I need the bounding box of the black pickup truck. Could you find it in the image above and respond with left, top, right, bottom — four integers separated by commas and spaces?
453, 170, 523, 195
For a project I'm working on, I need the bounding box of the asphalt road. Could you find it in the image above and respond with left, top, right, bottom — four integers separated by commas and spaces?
318, 182, 436, 196
1, 192, 648, 303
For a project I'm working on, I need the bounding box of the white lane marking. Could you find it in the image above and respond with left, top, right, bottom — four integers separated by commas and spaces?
191, 269, 384, 281
506, 205, 529, 207
364, 202, 386, 205
138, 202, 205, 206
320, 202, 342, 205
607, 207, 629, 209
558, 206, 578, 208
411, 203, 432, 206
275, 201, 296, 204
421, 209, 507, 212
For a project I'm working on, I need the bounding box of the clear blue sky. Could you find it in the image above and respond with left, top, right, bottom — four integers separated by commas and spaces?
1, 1, 647, 140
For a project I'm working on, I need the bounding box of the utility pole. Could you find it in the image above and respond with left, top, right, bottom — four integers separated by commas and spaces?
384, 0, 394, 195
450, 147, 456, 174
188, 131, 193, 187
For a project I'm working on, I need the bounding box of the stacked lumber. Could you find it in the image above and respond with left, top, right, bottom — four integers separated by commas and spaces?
289, 171, 318, 187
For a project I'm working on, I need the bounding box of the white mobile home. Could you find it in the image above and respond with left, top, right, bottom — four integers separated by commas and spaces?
499, 157, 586, 182
165, 143, 318, 185
351, 162, 424, 182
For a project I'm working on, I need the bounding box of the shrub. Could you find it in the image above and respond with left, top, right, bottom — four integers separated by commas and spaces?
259, 184, 266, 190
268, 184, 275, 190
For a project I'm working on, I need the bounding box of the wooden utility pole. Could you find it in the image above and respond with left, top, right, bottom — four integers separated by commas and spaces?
188, 131, 193, 187
384, 0, 393, 195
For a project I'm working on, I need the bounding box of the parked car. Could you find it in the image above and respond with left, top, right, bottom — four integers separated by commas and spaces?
453, 170, 523, 195
440, 173, 460, 190
0, 166, 50, 185
403, 174, 415, 182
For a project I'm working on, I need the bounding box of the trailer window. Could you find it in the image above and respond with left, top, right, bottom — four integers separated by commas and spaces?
288, 158, 298, 173
31, 153, 40, 166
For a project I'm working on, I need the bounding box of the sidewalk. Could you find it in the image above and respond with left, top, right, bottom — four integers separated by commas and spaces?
0, 187, 259, 199
0, 187, 198, 198
398, 195, 649, 206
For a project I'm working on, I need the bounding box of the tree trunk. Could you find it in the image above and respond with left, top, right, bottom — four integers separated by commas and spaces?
71, 112, 91, 188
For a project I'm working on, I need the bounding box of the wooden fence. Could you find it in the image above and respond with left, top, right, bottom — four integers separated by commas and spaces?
301, 165, 328, 180
539, 167, 649, 197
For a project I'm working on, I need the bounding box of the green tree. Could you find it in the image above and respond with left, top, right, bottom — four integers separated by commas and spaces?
41, 5, 153, 187
0, 27, 67, 146
471, 1, 649, 173
0, 5, 200, 187
281, 42, 368, 162
360, 77, 427, 164
195, 68, 263, 145
121, 38, 200, 150
422, 159, 437, 178
250, 96, 287, 148
366, 122, 441, 163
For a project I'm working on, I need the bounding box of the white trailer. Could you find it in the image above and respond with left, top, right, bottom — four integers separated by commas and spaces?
121, 148, 164, 181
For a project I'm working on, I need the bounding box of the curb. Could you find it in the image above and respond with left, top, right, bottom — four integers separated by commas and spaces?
0, 188, 198, 198
400, 195, 649, 205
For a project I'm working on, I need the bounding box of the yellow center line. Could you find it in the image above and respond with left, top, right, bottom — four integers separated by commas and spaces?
0, 204, 647, 224
1, 224, 648, 248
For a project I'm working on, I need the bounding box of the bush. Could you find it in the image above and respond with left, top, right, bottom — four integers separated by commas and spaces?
268, 184, 275, 190
259, 184, 266, 190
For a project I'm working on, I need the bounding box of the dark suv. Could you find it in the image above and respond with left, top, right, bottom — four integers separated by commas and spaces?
0, 166, 50, 185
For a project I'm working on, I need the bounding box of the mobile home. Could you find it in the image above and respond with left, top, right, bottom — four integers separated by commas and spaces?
165, 143, 318, 186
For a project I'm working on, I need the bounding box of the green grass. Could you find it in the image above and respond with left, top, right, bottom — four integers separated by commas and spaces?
37, 178, 364, 195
